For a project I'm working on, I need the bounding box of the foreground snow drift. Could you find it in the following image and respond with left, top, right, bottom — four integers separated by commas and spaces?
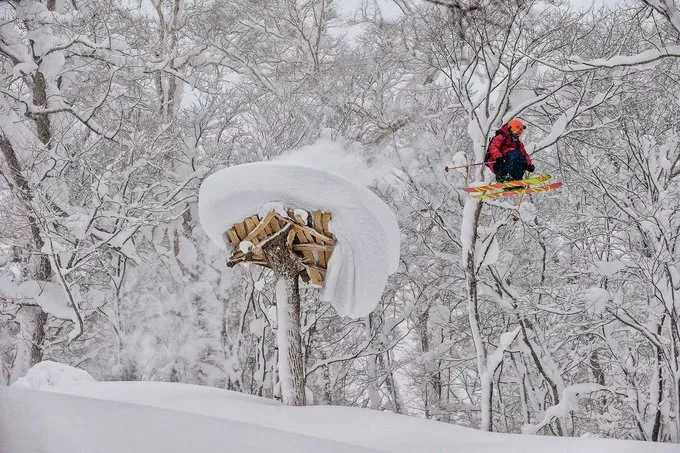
198, 162, 400, 318
1, 380, 676, 453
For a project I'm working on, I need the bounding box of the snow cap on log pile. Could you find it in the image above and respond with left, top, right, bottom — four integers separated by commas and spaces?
198, 162, 400, 318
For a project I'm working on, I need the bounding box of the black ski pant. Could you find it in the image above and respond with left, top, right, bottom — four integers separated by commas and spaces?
494, 149, 527, 182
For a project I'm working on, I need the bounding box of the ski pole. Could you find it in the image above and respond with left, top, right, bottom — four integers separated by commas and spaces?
444, 162, 492, 172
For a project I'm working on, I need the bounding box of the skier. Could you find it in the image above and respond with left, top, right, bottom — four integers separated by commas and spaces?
485, 119, 535, 183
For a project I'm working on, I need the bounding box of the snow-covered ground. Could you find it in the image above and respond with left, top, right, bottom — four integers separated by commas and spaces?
1, 362, 676, 453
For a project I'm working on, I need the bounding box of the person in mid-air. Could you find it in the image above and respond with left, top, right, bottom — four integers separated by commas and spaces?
485, 118, 535, 182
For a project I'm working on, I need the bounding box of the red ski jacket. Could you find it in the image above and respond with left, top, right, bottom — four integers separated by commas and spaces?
485, 125, 533, 172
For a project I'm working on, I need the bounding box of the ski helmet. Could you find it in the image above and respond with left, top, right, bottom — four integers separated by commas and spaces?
508, 118, 526, 135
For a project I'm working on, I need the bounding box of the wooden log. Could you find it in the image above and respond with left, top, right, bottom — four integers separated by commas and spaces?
321, 212, 332, 235
304, 265, 326, 286
234, 221, 247, 240
226, 208, 335, 288
244, 211, 277, 243
292, 224, 312, 244
270, 216, 281, 232
244, 216, 259, 234
226, 229, 240, 247
300, 255, 316, 265
291, 209, 306, 226
292, 231, 318, 264
312, 211, 323, 234
286, 228, 297, 248
293, 244, 335, 253
294, 223, 335, 244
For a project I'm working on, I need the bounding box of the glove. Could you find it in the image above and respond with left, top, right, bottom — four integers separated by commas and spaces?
527, 164, 535, 173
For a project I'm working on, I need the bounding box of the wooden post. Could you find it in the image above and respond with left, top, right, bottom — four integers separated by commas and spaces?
262, 233, 306, 406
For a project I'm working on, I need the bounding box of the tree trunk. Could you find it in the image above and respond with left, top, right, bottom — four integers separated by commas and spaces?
461, 197, 494, 431
0, 133, 51, 382
380, 350, 402, 413
263, 233, 305, 406
366, 313, 381, 409
9, 306, 48, 383
2, 6, 56, 375
650, 342, 664, 441
32, 71, 52, 146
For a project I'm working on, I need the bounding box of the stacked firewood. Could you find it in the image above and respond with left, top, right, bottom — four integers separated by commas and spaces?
224, 208, 335, 286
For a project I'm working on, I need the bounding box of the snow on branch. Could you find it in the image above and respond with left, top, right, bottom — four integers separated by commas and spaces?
562, 0, 680, 71
522, 383, 622, 435
485, 327, 520, 374
642, 0, 680, 36
532, 81, 620, 154
566, 46, 680, 71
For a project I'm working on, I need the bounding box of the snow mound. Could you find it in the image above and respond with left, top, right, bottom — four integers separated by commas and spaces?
11, 360, 95, 390
198, 162, 400, 318
1, 378, 675, 453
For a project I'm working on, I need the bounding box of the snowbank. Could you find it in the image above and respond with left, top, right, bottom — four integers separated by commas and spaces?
198, 156, 400, 318
0, 374, 675, 453
0, 386, 370, 453
11, 361, 95, 390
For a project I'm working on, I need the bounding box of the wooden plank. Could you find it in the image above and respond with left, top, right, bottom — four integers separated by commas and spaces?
312, 211, 323, 232
301, 226, 315, 244
244, 211, 276, 243
288, 209, 307, 225
301, 255, 316, 265
234, 221, 247, 240
293, 244, 334, 253
225, 209, 335, 276
290, 227, 315, 263
263, 220, 273, 236
301, 251, 314, 263
270, 216, 281, 232
244, 216, 258, 234
304, 265, 325, 286
228, 249, 269, 266
321, 212, 332, 236
226, 229, 240, 247
292, 225, 314, 245
324, 247, 334, 268
319, 248, 327, 268
296, 223, 335, 244
286, 228, 297, 248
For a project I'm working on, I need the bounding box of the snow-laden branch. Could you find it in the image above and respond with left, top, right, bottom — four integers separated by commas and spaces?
45, 237, 84, 345
532, 82, 620, 154
486, 327, 520, 373
522, 384, 622, 435
504, 78, 574, 121
643, 0, 680, 36
566, 46, 680, 71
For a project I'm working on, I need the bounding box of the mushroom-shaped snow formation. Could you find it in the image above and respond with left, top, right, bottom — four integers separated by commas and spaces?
198, 162, 400, 318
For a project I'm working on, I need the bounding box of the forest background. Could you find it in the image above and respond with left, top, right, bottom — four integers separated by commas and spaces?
1, 0, 679, 443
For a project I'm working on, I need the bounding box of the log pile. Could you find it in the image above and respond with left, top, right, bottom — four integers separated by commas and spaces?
224, 208, 336, 286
